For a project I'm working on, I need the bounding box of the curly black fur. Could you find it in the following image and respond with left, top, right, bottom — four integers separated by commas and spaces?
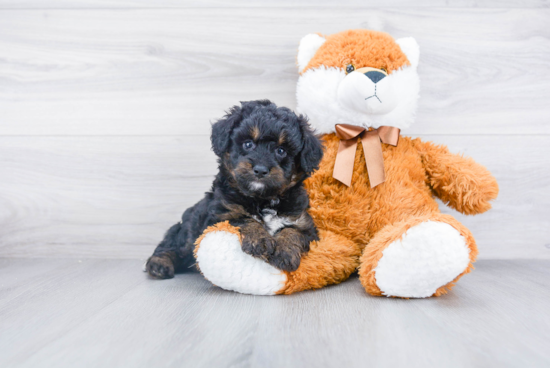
146, 100, 324, 279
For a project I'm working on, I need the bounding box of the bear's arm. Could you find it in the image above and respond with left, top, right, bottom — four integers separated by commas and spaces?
413, 139, 499, 215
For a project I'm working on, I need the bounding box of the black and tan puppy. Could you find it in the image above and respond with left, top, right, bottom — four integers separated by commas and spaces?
146, 100, 324, 279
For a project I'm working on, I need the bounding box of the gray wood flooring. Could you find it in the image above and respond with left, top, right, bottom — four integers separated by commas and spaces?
0, 258, 549, 368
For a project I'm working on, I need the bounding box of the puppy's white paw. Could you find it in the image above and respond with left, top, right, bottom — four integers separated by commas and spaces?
374, 221, 471, 298
196, 230, 287, 295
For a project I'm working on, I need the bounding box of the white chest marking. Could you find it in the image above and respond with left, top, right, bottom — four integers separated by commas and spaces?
259, 209, 294, 235
249, 182, 265, 191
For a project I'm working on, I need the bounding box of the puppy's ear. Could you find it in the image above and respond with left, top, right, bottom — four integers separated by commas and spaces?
211, 105, 243, 157
297, 115, 324, 176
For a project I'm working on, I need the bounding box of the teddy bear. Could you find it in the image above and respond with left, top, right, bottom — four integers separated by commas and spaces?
193, 29, 499, 298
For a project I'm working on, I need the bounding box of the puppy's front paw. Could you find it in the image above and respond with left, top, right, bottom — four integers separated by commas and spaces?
146, 255, 175, 279
268, 247, 302, 272
241, 236, 276, 260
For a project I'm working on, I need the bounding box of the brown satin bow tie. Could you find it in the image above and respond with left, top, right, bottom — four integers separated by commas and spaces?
333, 124, 400, 188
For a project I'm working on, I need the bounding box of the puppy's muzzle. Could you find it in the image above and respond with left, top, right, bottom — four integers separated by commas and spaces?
253, 165, 269, 178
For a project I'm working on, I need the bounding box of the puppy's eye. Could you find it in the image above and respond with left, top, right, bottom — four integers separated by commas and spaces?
276, 147, 287, 158
380, 67, 388, 74
345, 64, 355, 74
243, 140, 255, 151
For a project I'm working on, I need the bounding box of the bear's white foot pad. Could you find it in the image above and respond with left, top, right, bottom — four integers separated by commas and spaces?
374, 221, 470, 298
195, 231, 287, 295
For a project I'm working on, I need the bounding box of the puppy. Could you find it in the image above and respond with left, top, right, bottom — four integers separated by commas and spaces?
146, 100, 324, 279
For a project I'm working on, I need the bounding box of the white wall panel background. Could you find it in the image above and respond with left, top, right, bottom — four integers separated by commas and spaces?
0, 1, 549, 259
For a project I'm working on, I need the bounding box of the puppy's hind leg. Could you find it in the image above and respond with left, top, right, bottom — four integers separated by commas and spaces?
146, 222, 194, 279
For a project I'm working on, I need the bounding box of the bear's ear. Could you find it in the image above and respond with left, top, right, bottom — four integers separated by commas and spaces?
297, 33, 326, 73
211, 105, 243, 157
396, 37, 420, 69
297, 115, 324, 176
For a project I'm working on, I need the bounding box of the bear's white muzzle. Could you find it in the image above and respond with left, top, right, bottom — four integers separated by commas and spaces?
337, 71, 399, 115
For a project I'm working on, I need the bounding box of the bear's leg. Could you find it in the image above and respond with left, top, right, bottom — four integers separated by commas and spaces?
278, 230, 361, 294
194, 222, 361, 295
358, 213, 478, 298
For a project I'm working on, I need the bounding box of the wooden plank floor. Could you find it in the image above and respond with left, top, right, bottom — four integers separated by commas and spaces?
0, 258, 549, 368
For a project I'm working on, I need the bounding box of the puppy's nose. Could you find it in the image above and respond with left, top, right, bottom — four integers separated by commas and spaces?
253, 165, 269, 178
364, 71, 386, 84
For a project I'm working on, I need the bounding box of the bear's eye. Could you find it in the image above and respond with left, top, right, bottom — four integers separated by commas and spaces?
345, 64, 355, 74
380, 67, 388, 74
243, 140, 256, 151
275, 147, 287, 158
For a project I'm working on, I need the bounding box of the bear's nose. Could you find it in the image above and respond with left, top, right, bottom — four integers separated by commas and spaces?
364, 71, 386, 84
253, 165, 269, 178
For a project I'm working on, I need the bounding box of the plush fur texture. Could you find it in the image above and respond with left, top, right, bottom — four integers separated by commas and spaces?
305, 135, 498, 244
296, 30, 420, 133
278, 229, 362, 294
195, 29, 498, 298
194, 223, 362, 295
368, 220, 471, 298
300, 30, 411, 74
358, 213, 479, 297
297, 33, 326, 73
194, 221, 287, 295
303, 134, 496, 297
146, 100, 323, 278
296, 29, 496, 297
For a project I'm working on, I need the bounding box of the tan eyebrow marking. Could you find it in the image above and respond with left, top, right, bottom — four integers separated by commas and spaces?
250, 125, 260, 141
278, 131, 287, 145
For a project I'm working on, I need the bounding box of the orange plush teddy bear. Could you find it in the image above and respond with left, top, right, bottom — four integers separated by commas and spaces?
194, 29, 499, 298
